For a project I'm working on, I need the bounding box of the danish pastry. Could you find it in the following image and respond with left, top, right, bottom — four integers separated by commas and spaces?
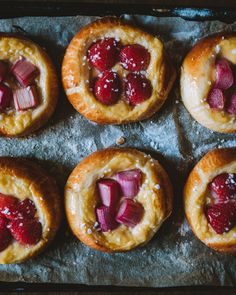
0, 33, 58, 137
0, 157, 61, 264
181, 32, 236, 133
184, 148, 236, 253
65, 148, 173, 252
62, 17, 176, 124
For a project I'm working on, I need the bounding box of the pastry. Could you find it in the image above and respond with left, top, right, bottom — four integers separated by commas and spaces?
181, 32, 236, 133
65, 148, 173, 252
0, 33, 58, 137
0, 157, 61, 264
62, 17, 176, 124
184, 148, 236, 253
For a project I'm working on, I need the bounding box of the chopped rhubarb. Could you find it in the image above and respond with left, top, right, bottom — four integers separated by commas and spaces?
116, 199, 144, 227
13, 85, 38, 111
98, 179, 120, 208
0, 61, 8, 83
114, 169, 142, 198
207, 88, 225, 110
11, 58, 39, 87
215, 59, 234, 90
0, 84, 12, 111
96, 205, 118, 232
226, 92, 236, 115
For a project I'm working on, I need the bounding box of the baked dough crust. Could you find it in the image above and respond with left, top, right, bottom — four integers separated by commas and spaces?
0, 157, 62, 264
181, 32, 236, 133
0, 33, 58, 137
65, 148, 173, 252
184, 148, 236, 253
62, 17, 176, 124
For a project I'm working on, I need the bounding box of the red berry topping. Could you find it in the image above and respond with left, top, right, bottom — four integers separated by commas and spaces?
0, 194, 19, 220
207, 88, 226, 110
210, 173, 236, 203
0, 216, 8, 229
87, 38, 120, 71
0, 223, 11, 252
206, 202, 236, 234
18, 198, 37, 219
125, 73, 152, 105
8, 219, 42, 245
119, 44, 150, 72
94, 70, 121, 105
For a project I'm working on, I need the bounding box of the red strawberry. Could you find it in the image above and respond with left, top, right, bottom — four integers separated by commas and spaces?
124, 73, 152, 105
119, 44, 150, 72
0, 194, 19, 220
18, 198, 36, 219
0, 224, 12, 252
94, 70, 121, 105
8, 219, 42, 246
206, 202, 236, 234
87, 38, 120, 71
210, 173, 236, 203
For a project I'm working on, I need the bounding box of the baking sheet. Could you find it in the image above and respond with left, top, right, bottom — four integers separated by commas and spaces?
0, 15, 236, 287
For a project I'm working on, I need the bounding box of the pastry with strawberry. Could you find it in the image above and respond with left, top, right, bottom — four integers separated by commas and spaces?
62, 17, 176, 124
0, 157, 61, 264
184, 148, 236, 253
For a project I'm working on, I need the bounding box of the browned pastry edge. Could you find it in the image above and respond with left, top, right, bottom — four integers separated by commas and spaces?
183, 148, 236, 253
65, 147, 173, 253
0, 33, 58, 137
62, 17, 176, 125
0, 157, 62, 263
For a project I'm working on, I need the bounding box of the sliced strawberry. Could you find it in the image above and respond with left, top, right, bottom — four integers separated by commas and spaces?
0, 194, 19, 220
119, 44, 150, 72
8, 219, 42, 245
0, 225, 11, 252
87, 38, 120, 71
18, 198, 36, 219
94, 70, 121, 105
125, 73, 152, 105
206, 202, 236, 234
210, 173, 236, 203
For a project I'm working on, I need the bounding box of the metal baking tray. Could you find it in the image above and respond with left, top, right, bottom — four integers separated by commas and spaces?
0, 1, 236, 292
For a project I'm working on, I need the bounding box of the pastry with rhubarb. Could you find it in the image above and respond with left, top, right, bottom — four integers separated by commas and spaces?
62, 17, 176, 124
0, 33, 58, 137
65, 148, 173, 252
184, 148, 236, 253
0, 157, 61, 264
181, 32, 236, 133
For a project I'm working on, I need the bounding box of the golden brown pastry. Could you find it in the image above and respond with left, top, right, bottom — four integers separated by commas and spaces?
0, 157, 61, 264
65, 148, 173, 252
184, 148, 236, 253
62, 17, 176, 124
0, 33, 58, 137
181, 32, 236, 133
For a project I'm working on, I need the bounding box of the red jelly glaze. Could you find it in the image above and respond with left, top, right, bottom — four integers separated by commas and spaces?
206, 202, 236, 234
94, 70, 121, 105
119, 44, 150, 72
125, 73, 152, 105
8, 219, 42, 246
87, 38, 120, 71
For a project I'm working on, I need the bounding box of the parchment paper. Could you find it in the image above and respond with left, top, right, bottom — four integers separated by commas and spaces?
0, 14, 236, 287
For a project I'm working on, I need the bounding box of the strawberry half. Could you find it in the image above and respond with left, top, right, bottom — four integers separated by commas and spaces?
0, 216, 11, 252
94, 70, 121, 105
8, 219, 42, 246
206, 202, 236, 234
124, 73, 152, 105
209, 173, 236, 204
87, 38, 120, 71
